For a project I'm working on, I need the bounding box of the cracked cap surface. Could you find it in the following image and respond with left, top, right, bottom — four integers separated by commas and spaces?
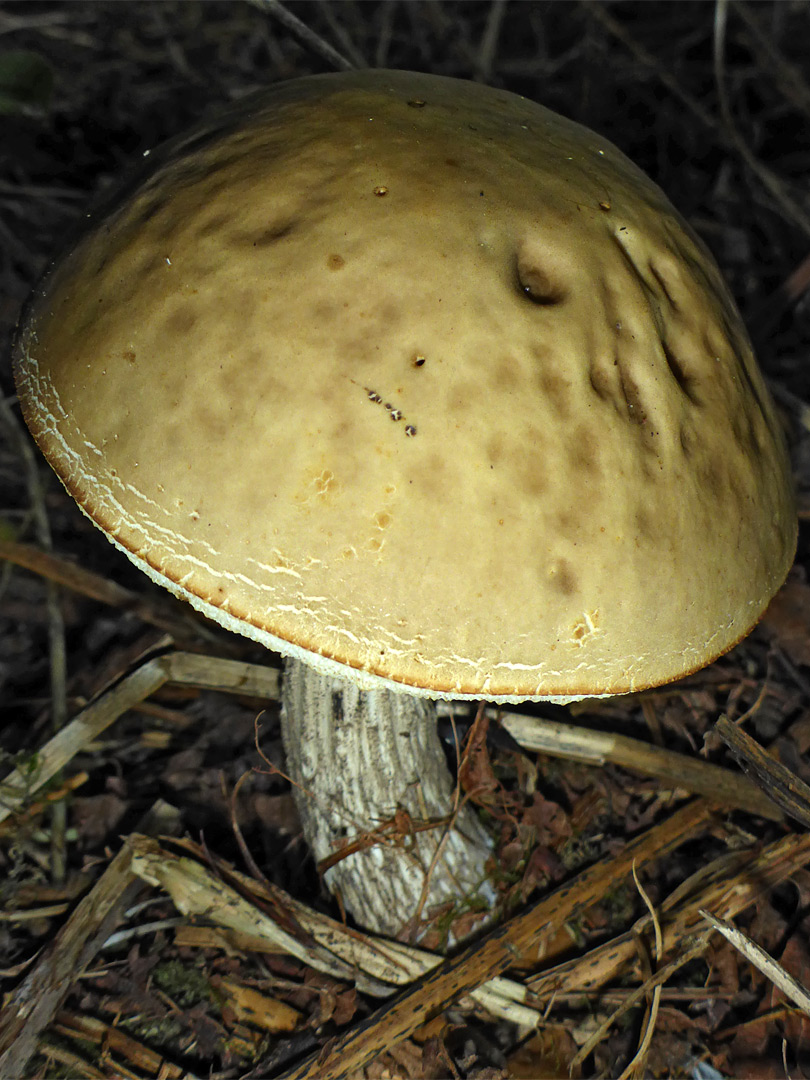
14, 69, 797, 701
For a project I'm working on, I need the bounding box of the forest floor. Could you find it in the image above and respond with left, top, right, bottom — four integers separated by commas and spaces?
2, 2, 810, 1077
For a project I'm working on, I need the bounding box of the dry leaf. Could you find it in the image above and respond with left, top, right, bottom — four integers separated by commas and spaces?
507, 1029, 580, 1079
523, 792, 572, 848
251, 792, 300, 834
759, 575, 810, 667
459, 713, 501, 809
71, 794, 127, 847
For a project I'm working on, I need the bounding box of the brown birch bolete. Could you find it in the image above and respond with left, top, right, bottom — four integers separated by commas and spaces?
14, 70, 796, 940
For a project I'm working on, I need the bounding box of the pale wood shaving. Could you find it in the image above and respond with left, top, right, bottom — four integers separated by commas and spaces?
499, 709, 782, 819
528, 832, 810, 997
129, 835, 541, 1028
702, 909, 810, 1017
0, 652, 279, 825
275, 800, 714, 1080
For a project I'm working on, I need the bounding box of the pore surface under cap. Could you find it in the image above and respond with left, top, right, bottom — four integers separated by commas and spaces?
14, 70, 796, 699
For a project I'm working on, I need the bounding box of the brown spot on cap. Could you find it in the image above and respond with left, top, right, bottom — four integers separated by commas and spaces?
548, 559, 578, 596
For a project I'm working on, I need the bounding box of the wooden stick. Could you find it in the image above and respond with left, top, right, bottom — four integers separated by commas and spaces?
0, 657, 168, 822
500, 710, 782, 820
0, 538, 211, 642
714, 714, 810, 827
130, 834, 540, 1026
0, 653, 280, 824
528, 833, 810, 998
0, 642, 775, 830
0, 801, 180, 1077
276, 799, 715, 1080
702, 908, 810, 1016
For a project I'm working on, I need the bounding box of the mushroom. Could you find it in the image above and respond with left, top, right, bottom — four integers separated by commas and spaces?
14, 70, 796, 940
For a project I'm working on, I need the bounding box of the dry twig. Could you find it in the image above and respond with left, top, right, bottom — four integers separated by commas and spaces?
0, 538, 222, 644
714, 713, 810, 826
276, 799, 715, 1080
248, 0, 358, 70
0, 652, 280, 825
702, 909, 810, 1017
499, 709, 781, 820
528, 832, 810, 998
129, 834, 540, 1026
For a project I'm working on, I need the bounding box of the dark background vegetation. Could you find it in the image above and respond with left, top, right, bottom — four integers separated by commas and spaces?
1, 2, 810, 1077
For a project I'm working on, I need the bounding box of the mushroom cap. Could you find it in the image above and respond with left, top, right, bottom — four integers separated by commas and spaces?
14, 70, 796, 702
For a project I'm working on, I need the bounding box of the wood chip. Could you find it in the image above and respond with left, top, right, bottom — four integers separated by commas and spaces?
212, 976, 302, 1032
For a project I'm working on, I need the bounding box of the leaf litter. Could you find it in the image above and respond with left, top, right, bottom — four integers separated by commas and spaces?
1, 2, 810, 1077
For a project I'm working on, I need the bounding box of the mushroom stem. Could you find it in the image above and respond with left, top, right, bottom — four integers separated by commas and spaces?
280, 658, 495, 941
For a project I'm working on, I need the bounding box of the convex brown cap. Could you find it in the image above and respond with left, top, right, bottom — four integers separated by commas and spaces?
14, 70, 797, 701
